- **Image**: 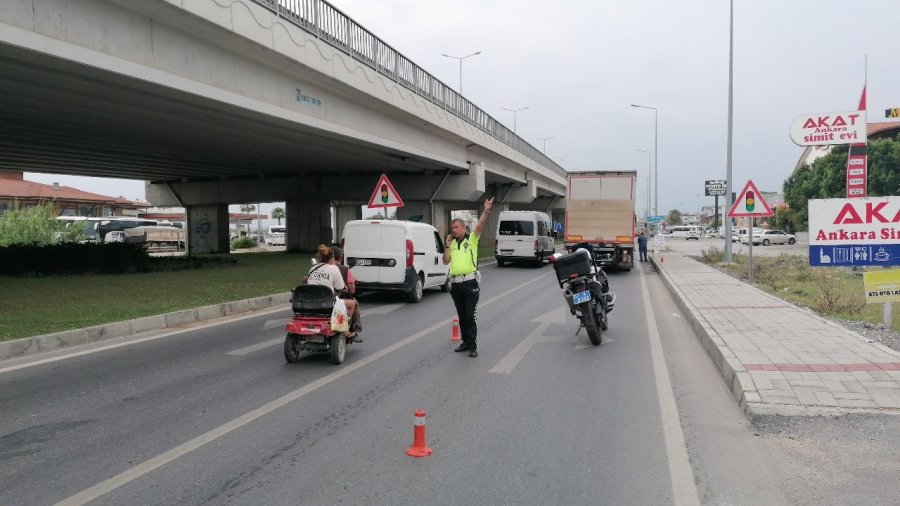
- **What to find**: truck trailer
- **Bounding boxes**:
[564,170,636,271]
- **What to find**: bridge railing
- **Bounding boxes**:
[250,0,566,178]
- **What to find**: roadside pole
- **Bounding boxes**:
[748,218,753,283]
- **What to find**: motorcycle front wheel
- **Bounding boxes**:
[580,302,601,346]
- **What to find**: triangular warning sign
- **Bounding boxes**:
[728,179,773,218]
[367,173,405,208]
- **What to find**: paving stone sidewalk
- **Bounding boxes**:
[651,251,900,418]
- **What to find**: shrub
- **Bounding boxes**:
[231,237,258,249]
[700,247,724,264]
[0,204,82,246]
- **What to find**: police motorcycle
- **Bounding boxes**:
[549,248,616,345]
[283,283,356,365]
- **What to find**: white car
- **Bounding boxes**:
[685,230,701,240]
[743,229,796,246]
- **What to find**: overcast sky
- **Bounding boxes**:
[26,0,900,216]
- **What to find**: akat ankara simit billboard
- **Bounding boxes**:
[808,197,900,267]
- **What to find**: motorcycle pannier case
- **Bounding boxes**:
[552,249,592,285]
[292,285,335,315]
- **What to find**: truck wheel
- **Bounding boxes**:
[497,259,505,268]
[407,275,424,303]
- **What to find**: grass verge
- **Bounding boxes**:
[698,247,898,331]
[0,252,312,342]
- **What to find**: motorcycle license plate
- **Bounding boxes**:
[572,291,591,304]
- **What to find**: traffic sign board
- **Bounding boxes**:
[647,215,665,223]
[728,180,773,218]
[367,173,405,208]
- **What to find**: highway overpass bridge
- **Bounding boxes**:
[0,0,567,252]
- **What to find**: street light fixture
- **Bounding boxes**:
[441,51,481,94]
[634,149,652,220]
[631,104,658,216]
[538,136,555,154]
[501,105,529,134]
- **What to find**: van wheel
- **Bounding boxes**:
[497,259,505,267]
[441,277,450,292]
[408,275,424,303]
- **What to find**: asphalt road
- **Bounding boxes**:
[2,261,898,505]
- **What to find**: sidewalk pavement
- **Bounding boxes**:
[651,251,900,418]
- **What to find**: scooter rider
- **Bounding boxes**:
[443,197,494,358]
[307,245,358,339]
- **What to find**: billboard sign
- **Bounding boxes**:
[789,110,867,146]
[705,180,727,196]
[808,197,900,267]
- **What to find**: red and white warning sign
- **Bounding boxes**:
[728,180,774,218]
[367,173,405,208]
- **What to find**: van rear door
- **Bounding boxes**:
[344,221,385,284]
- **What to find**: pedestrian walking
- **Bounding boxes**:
[637,231,649,262]
[443,197,494,357]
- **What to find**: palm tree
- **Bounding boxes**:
[666,209,683,226]
[271,207,285,225]
[239,203,256,215]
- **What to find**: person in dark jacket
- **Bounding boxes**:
[637,231,649,262]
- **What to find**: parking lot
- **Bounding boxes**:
[657,232,809,258]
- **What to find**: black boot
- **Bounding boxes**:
[454,343,470,352]
[468,348,478,358]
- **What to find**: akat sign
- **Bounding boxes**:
[808,197,900,267]
[789,110,867,146]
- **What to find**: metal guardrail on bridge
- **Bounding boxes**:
[251,0,566,179]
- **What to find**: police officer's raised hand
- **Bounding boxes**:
[446,234,454,248]
[484,197,494,211]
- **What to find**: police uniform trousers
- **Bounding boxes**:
[450,279,480,349]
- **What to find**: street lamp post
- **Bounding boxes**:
[634,149,652,220]
[441,51,481,94]
[538,136,555,154]
[724,0,735,263]
[631,104,658,216]
[501,106,529,134]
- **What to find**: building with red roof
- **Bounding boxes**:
[0,171,148,217]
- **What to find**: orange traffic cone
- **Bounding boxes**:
[449,318,461,341]
[405,409,433,457]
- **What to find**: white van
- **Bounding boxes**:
[266,225,286,246]
[494,211,555,267]
[341,220,449,302]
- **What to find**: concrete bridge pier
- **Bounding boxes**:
[334,204,362,244]
[186,204,229,254]
[286,199,331,252]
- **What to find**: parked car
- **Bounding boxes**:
[685,230,701,240]
[744,229,796,246]
[495,210,555,267]
[341,219,449,302]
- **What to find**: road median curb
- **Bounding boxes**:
[0,292,292,362]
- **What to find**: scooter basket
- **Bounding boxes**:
[553,249,593,284]
[291,284,335,316]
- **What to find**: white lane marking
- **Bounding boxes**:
[490,305,568,374]
[361,303,405,316]
[640,265,701,505]
[489,321,551,374]
[226,337,284,356]
[56,271,555,506]
[261,319,285,331]
[0,305,291,376]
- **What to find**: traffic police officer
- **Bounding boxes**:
[443,197,494,357]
